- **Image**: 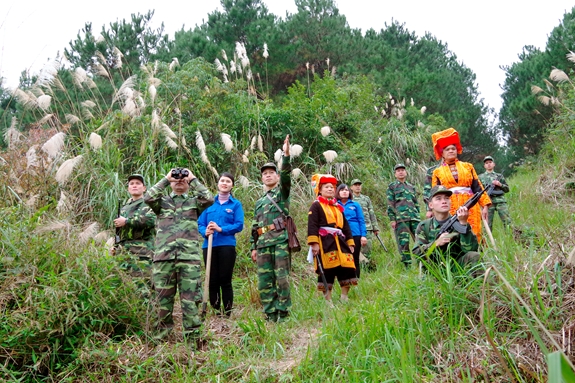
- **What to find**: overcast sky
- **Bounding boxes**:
[1,0,574,114]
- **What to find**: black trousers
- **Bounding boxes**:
[352,236,363,278]
[203,245,237,316]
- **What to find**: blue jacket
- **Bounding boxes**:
[198,194,244,248]
[338,199,367,237]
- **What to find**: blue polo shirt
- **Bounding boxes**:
[338,199,367,237]
[198,194,244,248]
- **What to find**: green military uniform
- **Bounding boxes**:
[251,156,291,321]
[351,183,380,260]
[117,197,156,300]
[412,216,480,270]
[478,170,511,230]
[145,177,213,337]
[387,178,420,266]
[412,185,480,271]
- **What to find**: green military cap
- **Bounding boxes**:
[483,156,494,162]
[260,162,277,173]
[350,178,362,185]
[394,163,406,171]
[429,185,453,199]
[128,174,145,184]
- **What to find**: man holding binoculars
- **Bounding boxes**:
[145,168,214,341]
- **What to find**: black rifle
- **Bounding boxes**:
[435,182,495,240]
[486,174,504,197]
[315,252,329,297]
[114,199,122,246]
[375,233,388,252]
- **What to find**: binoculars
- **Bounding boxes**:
[171,168,189,180]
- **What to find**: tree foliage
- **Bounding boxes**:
[499,6,575,163]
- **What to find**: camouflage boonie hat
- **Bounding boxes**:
[483,156,494,162]
[260,162,277,173]
[128,174,145,184]
[350,178,362,185]
[394,163,406,171]
[429,185,453,199]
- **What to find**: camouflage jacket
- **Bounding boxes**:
[251,156,291,250]
[478,171,509,204]
[353,194,380,232]
[423,164,440,208]
[386,180,420,223]
[118,197,156,257]
[412,216,479,261]
[144,178,214,262]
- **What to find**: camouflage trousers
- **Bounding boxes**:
[117,251,153,301]
[487,202,512,230]
[256,242,291,315]
[152,260,203,332]
[394,220,419,265]
[362,231,374,258]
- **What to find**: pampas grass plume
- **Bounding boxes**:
[36,219,71,233]
[89,132,102,150]
[37,95,51,110]
[292,168,302,178]
[221,133,233,152]
[257,135,263,152]
[320,126,331,137]
[568,51,575,63]
[56,191,70,214]
[531,85,543,95]
[165,136,178,150]
[538,96,550,106]
[242,154,249,163]
[195,131,206,151]
[263,43,269,59]
[237,175,249,188]
[65,114,81,124]
[170,58,179,71]
[149,84,157,103]
[162,124,177,139]
[81,100,96,108]
[274,149,283,162]
[55,155,83,184]
[420,106,427,115]
[290,144,303,157]
[79,222,99,244]
[42,132,66,158]
[323,150,337,163]
[550,68,570,83]
[26,145,39,168]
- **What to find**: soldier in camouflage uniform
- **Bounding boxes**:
[251,135,292,322]
[145,168,213,340]
[114,174,156,301]
[350,179,380,265]
[423,163,440,218]
[413,185,480,271]
[387,164,420,267]
[479,156,511,231]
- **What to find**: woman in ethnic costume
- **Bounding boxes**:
[431,128,491,242]
[308,174,357,302]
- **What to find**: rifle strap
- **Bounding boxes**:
[266,193,288,217]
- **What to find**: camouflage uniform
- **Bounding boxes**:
[145,177,213,336]
[478,171,511,230]
[423,164,440,209]
[387,180,420,266]
[116,198,156,300]
[412,216,480,270]
[251,156,291,320]
[353,193,380,258]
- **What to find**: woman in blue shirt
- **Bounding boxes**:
[337,184,367,278]
[198,172,244,317]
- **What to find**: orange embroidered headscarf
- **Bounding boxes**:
[431,128,463,160]
[311,173,343,227]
